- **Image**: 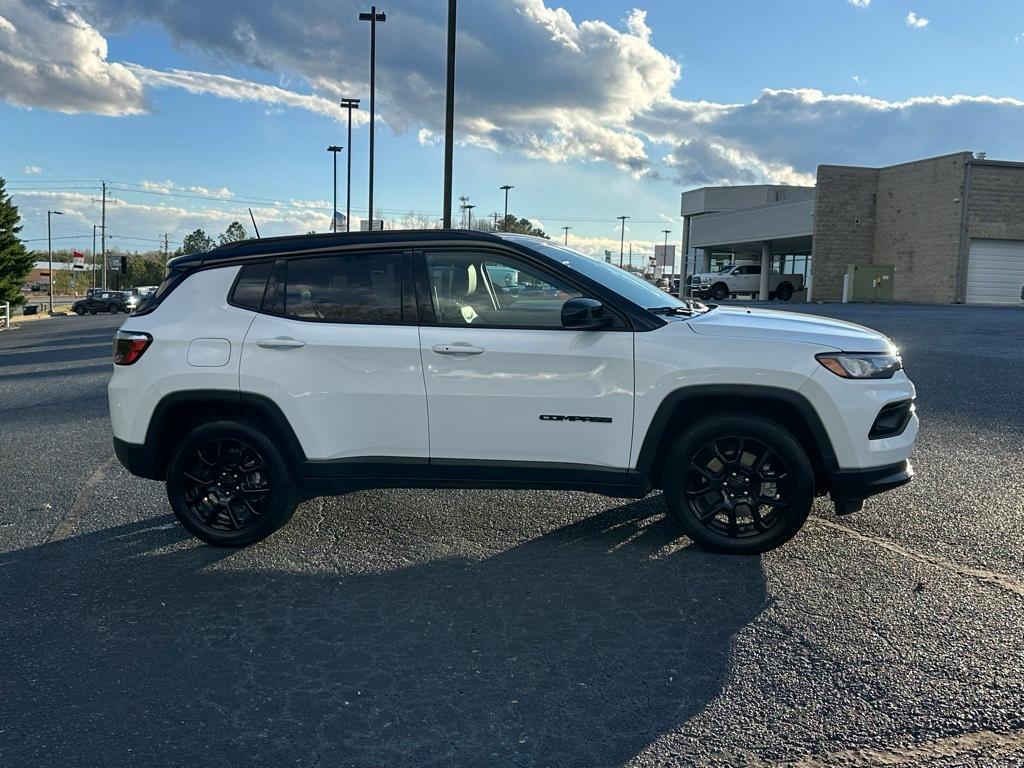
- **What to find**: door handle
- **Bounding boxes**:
[257,337,306,349]
[432,343,485,355]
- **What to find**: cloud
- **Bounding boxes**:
[906,11,929,28]
[847,0,871,7]
[127,65,370,126]
[637,89,1024,187]
[0,0,145,115]
[21,165,42,175]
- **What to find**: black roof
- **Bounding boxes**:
[168,229,524,270]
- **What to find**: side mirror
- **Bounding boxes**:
[561,297,613,330]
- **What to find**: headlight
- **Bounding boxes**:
[816,352,902,379]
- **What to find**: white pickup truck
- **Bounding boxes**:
[690,265,804,302]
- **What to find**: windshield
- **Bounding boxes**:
[502,235,688,311]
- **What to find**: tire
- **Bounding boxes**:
[663,413,814,554]
[74,307,85,316]
[166,420,299,547]
[776,282,794,302]
[108,304,119,314]
[89,310,97,315]
[710,283,729,301]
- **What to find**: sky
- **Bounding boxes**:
[1,0,1023,264]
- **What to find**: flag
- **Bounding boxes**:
[72,251,85,269]
[331,211,347,230]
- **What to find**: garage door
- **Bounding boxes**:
[967,240,1024,305]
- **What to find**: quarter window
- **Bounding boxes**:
[230,262,273,310]
[424,251,582,328]
[282,253,403,323]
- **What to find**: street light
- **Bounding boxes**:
[327,145,343,232]
[500,184,513,232]
[47,210,64,313]
[359,6,386,226]
[562,226,571,245]
[442,0,458,228]
[92,224,104,291]
[464,203,476,229]
[339,98,360,232]
[617,215,629,268]
[662,228,672,277]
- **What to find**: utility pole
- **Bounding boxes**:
[464,203,475,229]
[500,184,513,231]
[327,145,343,231]
[47,210,64,313]
[92,224,98,290]
[492,212,499,229]
[562,226,571,245]
[164,233,170,262]
[359,6,386,226]
[101,182,107,290]
[340,98,360,231]
[617,215,629,268]
[442,0,458,228]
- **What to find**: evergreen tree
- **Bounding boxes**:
[0,177,34,307]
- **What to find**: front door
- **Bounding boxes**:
[240,250,428,461]
[417,248,634,470]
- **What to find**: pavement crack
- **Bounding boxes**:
[46,455,117,543]
[811,517,1024,599]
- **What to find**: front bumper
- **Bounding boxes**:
[829,459,913,514]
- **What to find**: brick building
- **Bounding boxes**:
[680,152,1024,305]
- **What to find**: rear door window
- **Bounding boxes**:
[281,252,404,324]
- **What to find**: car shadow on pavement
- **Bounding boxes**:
[0,500,767,767]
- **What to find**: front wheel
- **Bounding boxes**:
[663,414,814,554]
[166,420,299,547]
[710,283,729,301]
[74,307,85,316]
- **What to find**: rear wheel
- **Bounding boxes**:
[108,304,119,314]
[663,414,814,554]
[776,282,794,301]
[166,420,299,546]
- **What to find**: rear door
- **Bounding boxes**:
[239,250,428,461]
[416,248,635,470]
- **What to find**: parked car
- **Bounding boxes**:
[73,291,128,315]
[690,265,804,301]
[109,230,916,554]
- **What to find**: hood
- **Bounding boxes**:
[685,306,895,352]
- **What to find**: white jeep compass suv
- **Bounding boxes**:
[109,231,917,554]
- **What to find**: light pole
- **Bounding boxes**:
[662,228,671,277]
[442,0,458,228]
[327,145,343,232]
[47,210,64,313]
[359,6,386,228]
[92,224,104,290]
[339,98,360,231]
[500,184,513,231]
[464,203,475,229]
[617,215,629,268]
[562,226,571,245]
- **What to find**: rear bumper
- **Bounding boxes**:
[113,436,164,481]
[830,459,913,503]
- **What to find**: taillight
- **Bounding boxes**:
[113,330,153,365]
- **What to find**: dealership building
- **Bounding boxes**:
[679,152,1024,305]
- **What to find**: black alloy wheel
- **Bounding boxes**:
[665,414,814,554]
[684,435,790,539]
[180,437,273,533]
[710,283,729,301]
[167,420,298,546]
[776,283,794,301]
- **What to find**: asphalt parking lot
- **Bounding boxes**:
[1,303,1023,767]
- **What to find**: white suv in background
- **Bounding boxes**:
[109,230,917,554]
